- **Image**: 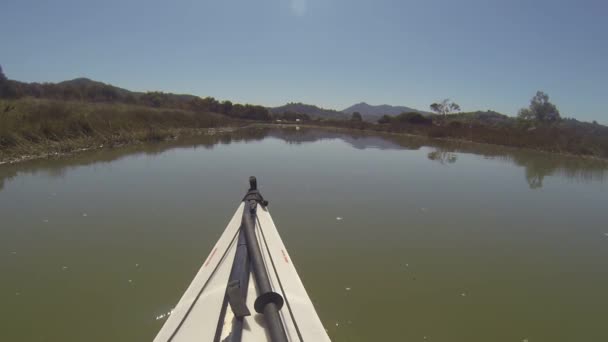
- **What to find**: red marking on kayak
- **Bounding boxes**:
[281,250,289,264]
[204,248,218,267]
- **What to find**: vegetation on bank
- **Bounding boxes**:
[0,65,270,162]
[1,65,607,162]
[0,98,239,162]
[310,113,608,159]
[306,93,608,159]
[0,66,270,121]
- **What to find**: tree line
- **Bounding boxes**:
[0,65,271,121]
[374,92,563,125]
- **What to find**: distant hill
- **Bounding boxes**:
[2,76,271,120]
[270,102,348,120]
[58,77,123,89]
[342,102,430,121]
[57,78,200,102]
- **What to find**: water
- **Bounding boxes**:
[1,127,607,342]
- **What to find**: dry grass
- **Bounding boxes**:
[0,98,234,161]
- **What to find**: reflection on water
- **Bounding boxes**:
[427,149,458,164]
[1,127,606,192]
[420,139,607,189]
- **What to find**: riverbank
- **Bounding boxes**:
[302,117,608,160]
[2,120,608,166]
[2,98,608,165]
[0,98,240,164]
[0,126,243,165]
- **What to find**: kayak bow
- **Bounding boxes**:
[154,177,330,342]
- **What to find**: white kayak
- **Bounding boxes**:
[154,177,331,342]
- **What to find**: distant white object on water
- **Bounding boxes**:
[128,279,133,283]
[62,266,68,271]
[461,292,467,297]
[335,322,339,327]
[135,263,140,267]
[345,287,351,291]
[82,213,88,217]
[336,217,343,221]
[10,251,17,255]
[155,309,174,321]
[43,219,49,223]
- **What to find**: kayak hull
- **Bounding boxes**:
[154,203,330,341]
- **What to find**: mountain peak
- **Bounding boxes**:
[270,102,348,120]
[342,102,429,121]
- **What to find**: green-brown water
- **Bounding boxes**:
[1,127,607,342]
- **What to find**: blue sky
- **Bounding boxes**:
[1,0,607,122]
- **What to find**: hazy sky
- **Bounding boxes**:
[2,0,607,122]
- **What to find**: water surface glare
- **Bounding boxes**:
[1,127,607,341]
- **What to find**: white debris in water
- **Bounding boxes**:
[335,322,339,327]
[345,287,351,291]
[128,279,133,284]
[42,219,49,223]
[423,337,427,340]
[336,217,343,221]
[10,251,17,255]
[82,213,87,217]
[135,263,140,267]
[155,309,174,321]
[405,263,409,267]
[522,339,529,342]
[461,292,467,297]
[62,266,68,271]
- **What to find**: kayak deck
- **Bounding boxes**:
[154,202,330,341]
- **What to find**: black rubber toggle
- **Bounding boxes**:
[254,291,284,314]
[243,176,269,207]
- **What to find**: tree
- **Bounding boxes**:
[378,115,392,124]
[430,99,460,116]
[518,91,561,122]
[0,65,6,83]
[0,65,15,98]
[220,100,233,115]
[396,112,432,125]
[351,112,362,122]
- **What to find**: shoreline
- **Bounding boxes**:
[1,123,607,166]
[0,126,240,166]
[271,123,608,163]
